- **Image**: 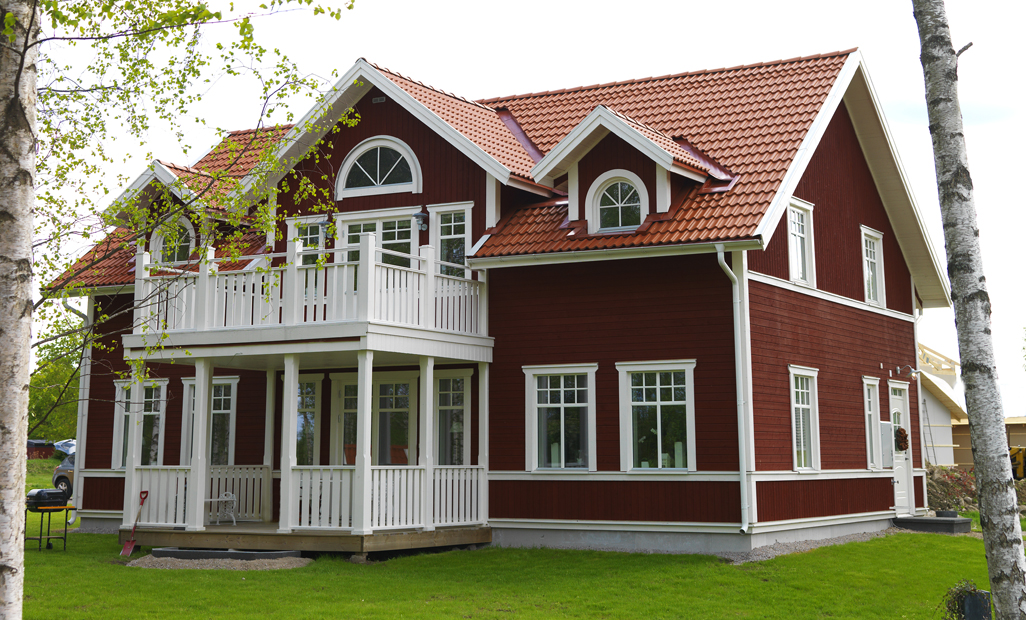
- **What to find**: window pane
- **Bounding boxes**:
[563,406,586,468]
[539,407,561,468]
[438,408,464,466]
[661,405,687,468]
[633,405,658,469]
[388,411,409,465]
[599,206,619,229]
[382,153,412,185]
[297,411,316,466]
[342,412,357,465]
[622,204,641,227]
[210,412,230,466]
[140,414,160,466]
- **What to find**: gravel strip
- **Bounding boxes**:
[127,555,313,570]
[717,526,978,564]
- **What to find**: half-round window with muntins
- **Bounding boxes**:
[344,146,413,189]
[599,181,642,230]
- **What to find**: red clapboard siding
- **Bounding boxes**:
[491,480,740,523]
[274,86,488,251]
[749,281,920,471]
[914,475,925,508]
[81,477,125,510]
[577,133,658,216]
[748,101,913,315]
[756,478,893,521]
[488,254,738,474]
[85,295,135,469]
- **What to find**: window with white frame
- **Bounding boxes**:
[585,169,650,234]
[788,198,815,286]
[429,204,471,278]
[330,371,418,467]
[335,136,422,200]
[523,364,598,471]
[788,365,820,471]
[296,222,324,266]
[616,360,697,472]
[863,376,881,469]
[112,378,169,468]
[180,377,240,465]
[296,378,322,466]
[339,211,416,270]
[153,218,194,264]
[437,370,472,466]
[861,226,885,306]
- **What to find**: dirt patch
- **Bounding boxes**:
[126,554,313,570]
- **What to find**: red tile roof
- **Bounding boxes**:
[473,51,853,257]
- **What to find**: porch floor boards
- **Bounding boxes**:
[118,522,491,553]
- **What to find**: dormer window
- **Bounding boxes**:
[153,218,195,264]
[599,182,642,230]
[335,136,423,200]
[584,169,650,234]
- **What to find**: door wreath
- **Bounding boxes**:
[895,426,910,452]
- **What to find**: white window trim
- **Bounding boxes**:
[112,377,170,469]
[427,201,473,273]
[327,370,419,466]
[615,360,697,473]
[788,197,816,288]
[861,225,886,307]
[179,376,241,466]
[788,365,821,472]
[584,169,650,234]
[335,136,423,200]
[888,379,911,442]
[863,376,881,470]
[150,216,196,265]
[333,207,423,259]
[436,368,474,467]
[522,363,598,472]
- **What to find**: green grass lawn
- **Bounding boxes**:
[24,532,989,619]
[959,510,1026,534]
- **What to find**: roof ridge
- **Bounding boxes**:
[477,48,857,104]
[368,61,498,112]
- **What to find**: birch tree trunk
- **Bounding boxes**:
[912,1,1026,617]
[0,0,37,615]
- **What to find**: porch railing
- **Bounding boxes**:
[136,466,190,527]
[134,233,487,338]
[291,466,355,529]
[433,466,484,526]
[208,465,271,522]
[370,466,424,530]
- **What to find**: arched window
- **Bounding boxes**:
[153,218,195,263]
[335,137,422,200]
[584,169,650,234]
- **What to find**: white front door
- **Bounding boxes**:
[890,387,913,515]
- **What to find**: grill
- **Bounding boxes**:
[26,489,69,511]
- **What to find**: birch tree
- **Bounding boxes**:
[911,1,1026,616]
[0,0,352,613]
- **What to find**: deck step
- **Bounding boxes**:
[892,516,971,534]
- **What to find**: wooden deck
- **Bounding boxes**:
[118,522,491,553]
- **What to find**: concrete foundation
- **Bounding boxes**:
[78,516,122,534]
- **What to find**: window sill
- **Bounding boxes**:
[593,225,640,235]
[528,468,592,474]
[794,468,820,474]
[337,184,415,200]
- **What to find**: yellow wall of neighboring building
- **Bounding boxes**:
[952,418,1026,469]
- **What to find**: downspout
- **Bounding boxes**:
[716,244,750,534]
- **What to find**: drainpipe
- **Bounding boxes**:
[716,244,750,534]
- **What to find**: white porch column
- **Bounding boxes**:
[262,369,276,522]
[131,242,150,334]
[121,365,146,527]
[351,350,374,535]
[478,362,490,524]
[283,224,300,326]
[185,359,213,531]
[420,356,435,531]
[278,355,300,532]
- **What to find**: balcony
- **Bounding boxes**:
[131,232,488,343]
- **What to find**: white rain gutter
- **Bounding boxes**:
[716,244,750,534]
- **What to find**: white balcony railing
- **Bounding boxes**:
[433,466,484,526]
[134,233,487,338]
[291,466,355,529]
[135,466,190,527]
[370,466,425,530]
[208,465,271,522]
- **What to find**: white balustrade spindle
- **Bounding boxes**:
[291,467,355,529]
[207,465,271,522]
[135,466,190,526]
[370,466,424,530]
[433,466,482,526]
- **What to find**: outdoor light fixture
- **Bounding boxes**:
[896,365,923,378]
[413,212,429,231]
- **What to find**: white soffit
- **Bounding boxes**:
[236,59,512,200]
[530,106,706,186]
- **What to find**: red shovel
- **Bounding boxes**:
[120,491,149,556]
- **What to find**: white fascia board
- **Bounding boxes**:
[753,52,862,246]
[235,59,512,202]
[467,239,760,269]
[530,106,679,185]
[843,57,951,308]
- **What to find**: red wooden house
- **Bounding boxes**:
[67,48,948,554]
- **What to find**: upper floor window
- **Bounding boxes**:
[335,136,423,200]
[861,226,886,306]
[428,203,472,277]
[153,218,194,264]
[788,198,815,287]
[296,222,324,266]
[584,169,650,234]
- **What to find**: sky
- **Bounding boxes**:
[96,0,1026,416]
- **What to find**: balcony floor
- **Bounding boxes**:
[118,522,491,553]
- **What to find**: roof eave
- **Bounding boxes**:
[468,238,762,269]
